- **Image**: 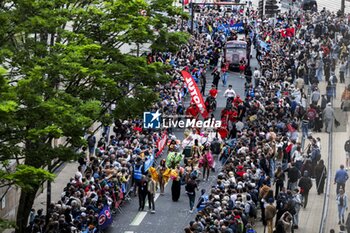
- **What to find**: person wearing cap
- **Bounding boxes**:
[264,198,276,233]
[322,102,335,133]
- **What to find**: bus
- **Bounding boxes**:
[224,40,247,69]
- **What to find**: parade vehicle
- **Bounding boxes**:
[301,0,317,11]
[224,40,247,69]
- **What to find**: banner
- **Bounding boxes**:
[181,70,209,118]
[98,206,113,230]
[230,22,244,33]
[156,133,168,157]
[280,27,295,38]
[144,152,155,172]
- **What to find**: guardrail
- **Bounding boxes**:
[319,102,334,233]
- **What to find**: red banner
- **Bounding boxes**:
[280,27,295,38]
[181,70,209,118]
[156,133,168,157]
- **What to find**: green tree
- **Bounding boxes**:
[0,0,188,232]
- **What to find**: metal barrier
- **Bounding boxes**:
[319,102,334,233]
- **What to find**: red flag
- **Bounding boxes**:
[156,133,168,157]
[286,27,295,37]
[184,0,189,5]
[181,70,209,118]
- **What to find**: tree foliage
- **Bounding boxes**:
[0,0,188,232]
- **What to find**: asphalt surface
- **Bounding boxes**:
[106,53,258,233]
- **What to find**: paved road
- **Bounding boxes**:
[107,52,258,233]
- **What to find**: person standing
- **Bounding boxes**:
[336,188,348,225]
[223,85,236,107]
[323,103,335,133]
[211,69,220,89]
[133,157,144,196]
[286,163,300,191]
[274,166,285,199]
[199,148,214,181]
[200,71,207,96]
[298,170,313,208]
[339,61,346,83]
[321,94,328,111]
[264,198,277,233]
[315,159,327,195]
[157,159,167,195]
[253,67,261,87]
[345,138,350,170]
[334,165,349,194]
[221,59,229,87]
[292,189,303,229]
[185,177,198,213]
[330,72,338,99]
[138,175,148,211]
[292,145,303,170]
[87,134,96,157]
[310,87,321,106]
[171,166,182,202]
[147,173,156,213]
[196,189,208,212]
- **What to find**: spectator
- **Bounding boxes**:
[298,170,312,208]
[334,165,349,195]
[264,198,276,233]
[336,188,348,225]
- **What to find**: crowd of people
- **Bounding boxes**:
[26,53,189,232]
[25,2,350,233]
[182,5,350,233]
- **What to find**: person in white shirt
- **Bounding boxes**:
[292,145,303,171]
[224,85,236,108]
[224,85,236,98]
[253,67,261,87]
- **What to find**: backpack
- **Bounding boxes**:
[311,148,321,161]
[277,194,288,210]
[249,189,259,204]
[332,75,338,83]
[248,201,257,218]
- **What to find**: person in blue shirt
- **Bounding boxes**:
[334,164,349,194]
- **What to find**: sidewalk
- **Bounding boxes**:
[254,133,328,233]
[32,162,79,211]
[325,78,350,232]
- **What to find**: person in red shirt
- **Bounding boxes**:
[209,85,218,98]
[133,124,142,132]
[229,108,238,123]
[236,165,246,177]
[186,103,200,119]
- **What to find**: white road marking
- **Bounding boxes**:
[130,193,161,225]
[124,231,134,233]
[130,211,148,226]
